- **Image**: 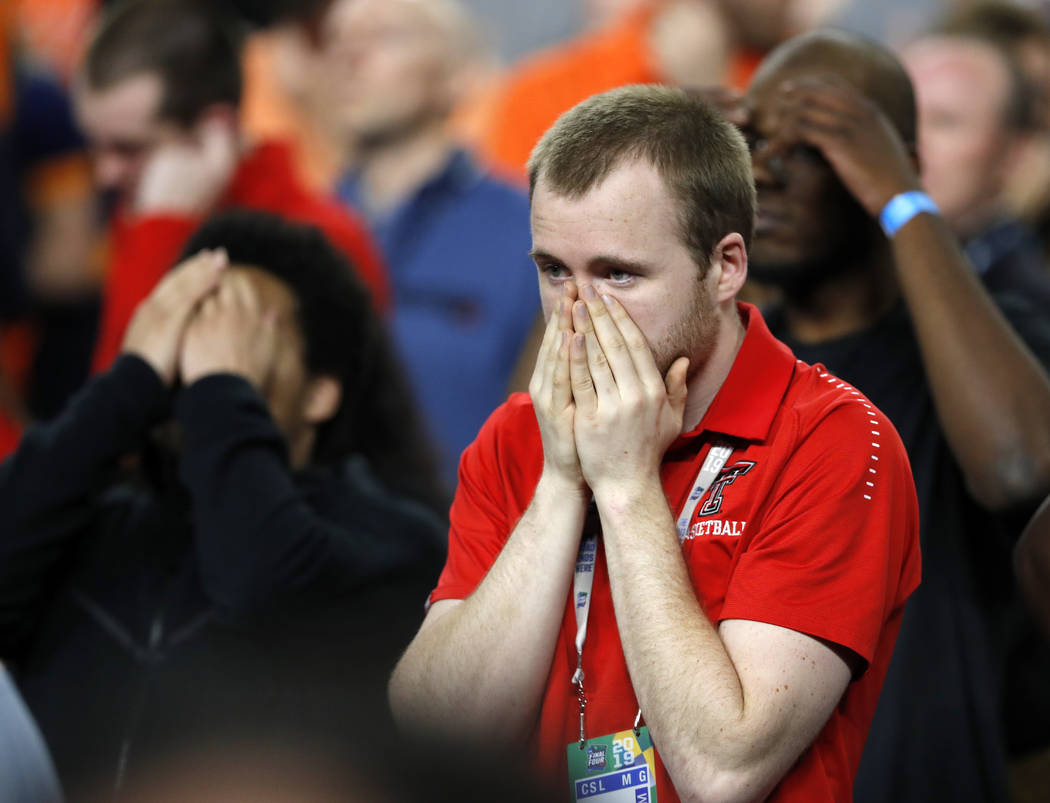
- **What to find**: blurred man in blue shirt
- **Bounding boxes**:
[325,0,538,490]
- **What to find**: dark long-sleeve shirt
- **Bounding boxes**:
[0,355,445,796]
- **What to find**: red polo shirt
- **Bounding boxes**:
[432,303,920,802]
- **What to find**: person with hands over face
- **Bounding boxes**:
[75,0,389,375]
[702,30,1050,803]
[390,85,920,803]
[0,210,445,798]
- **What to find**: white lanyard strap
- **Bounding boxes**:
[571,534,598,745]
[571,440,734,744]
[572,535,598,678]
[676,442,734,541]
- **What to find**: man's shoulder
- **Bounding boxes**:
[779,357,907,461]
[475,393,540,448]
[458,393,542,482]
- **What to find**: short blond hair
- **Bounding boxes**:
[528,84,755,272]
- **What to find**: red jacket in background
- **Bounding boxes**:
[91,139,390,373]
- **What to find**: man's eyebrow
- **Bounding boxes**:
[528,249,652,273]
[528,248,557,262]
[590,254,652,273]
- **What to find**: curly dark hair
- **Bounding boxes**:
[180,209,449,515]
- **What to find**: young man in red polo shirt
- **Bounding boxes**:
[390,85,921,802]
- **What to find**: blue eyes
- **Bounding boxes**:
[543,264,569,279]
[538,265,634,285]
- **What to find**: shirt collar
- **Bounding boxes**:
[684,302,796,443]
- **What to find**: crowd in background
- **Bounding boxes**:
[1,0,1050,801]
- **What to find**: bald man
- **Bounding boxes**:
[714,29,1050,803]
[323,0,539,489]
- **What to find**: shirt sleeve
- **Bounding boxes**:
[175,373,442,616]
[0,355,168,657]
[719,398,921,667]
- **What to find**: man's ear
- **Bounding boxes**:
[710,232,748,303]
[303,375,342,424]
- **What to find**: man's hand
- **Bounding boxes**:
[769,76,921,217]
[122,248,227,386]
[180,272,279,389]
[529,282,587,492]
[569,286,689,497]
[133,117,238,216]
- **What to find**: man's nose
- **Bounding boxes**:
[577,281,617,301]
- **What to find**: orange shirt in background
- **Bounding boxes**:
[468,4,764,183]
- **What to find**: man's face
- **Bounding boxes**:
[74,72,188,199]
[322,0,456,145]
[744,62,873,287]
[530,160,718,375]
[903,39,1016,237]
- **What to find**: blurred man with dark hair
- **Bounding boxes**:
[0,210,445,798]
[73,0,390,373]
[707,27,1050,803]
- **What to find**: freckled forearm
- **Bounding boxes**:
[594,483,751,775]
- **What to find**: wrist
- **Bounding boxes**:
[120,345,174,387]
[590,472,664,513]
[879,191,939,237]
[536,466,590,504]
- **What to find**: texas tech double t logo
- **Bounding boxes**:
[698,461,756,517]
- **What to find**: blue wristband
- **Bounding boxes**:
[879,191,939,237]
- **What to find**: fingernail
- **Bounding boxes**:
[574,301,588,319]
[581,285,597,301]
[601,293,614,307]
[574,333,585,348]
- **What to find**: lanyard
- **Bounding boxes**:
[571,440,734,746]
